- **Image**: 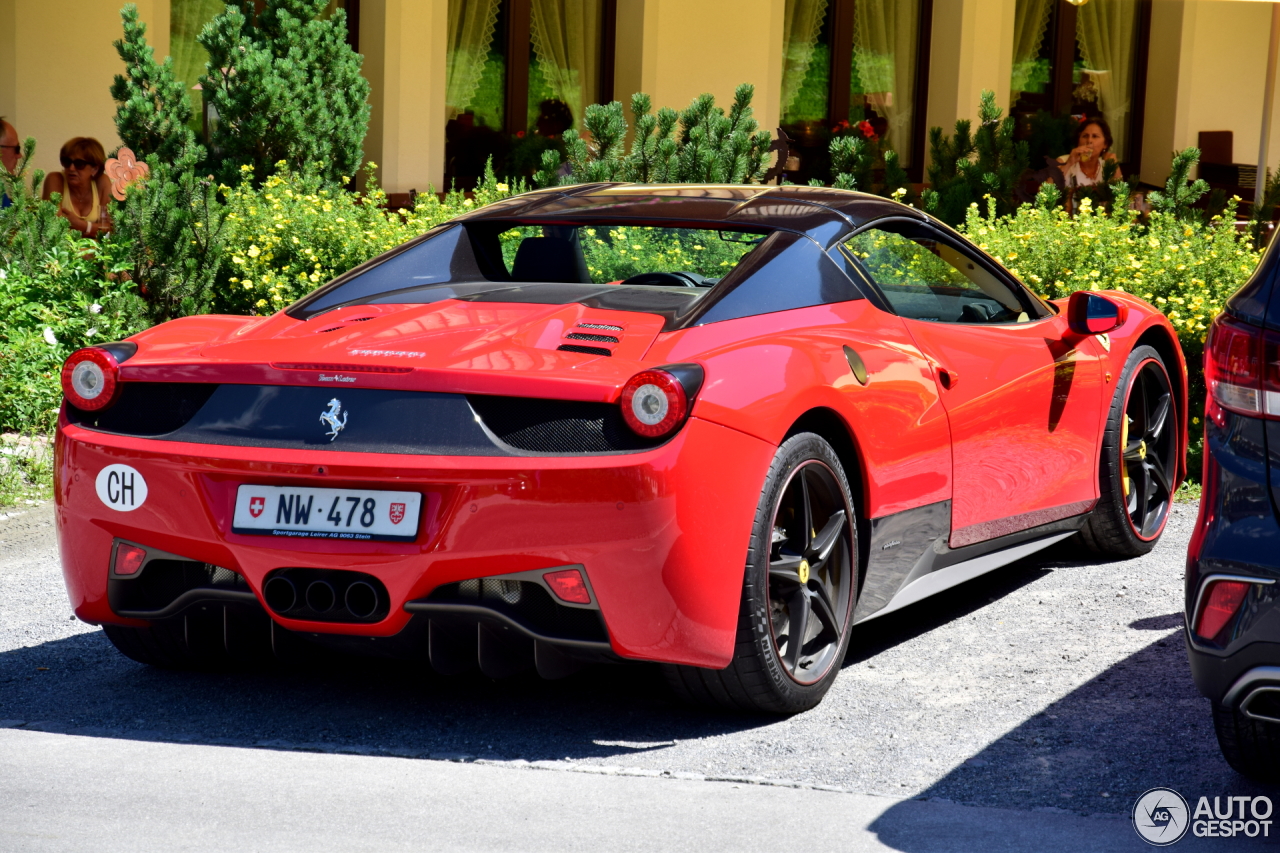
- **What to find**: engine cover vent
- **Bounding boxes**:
[557,344,611,357]
[564,332,619,344]
[576,322,623,332]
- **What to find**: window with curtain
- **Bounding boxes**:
[779,0,927,185]
[1009,0,1147,167]
[446,0,610,191]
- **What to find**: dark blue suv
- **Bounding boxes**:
[1190,239,1280,782]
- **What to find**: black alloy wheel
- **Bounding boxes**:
[663,432,858,714]
[767,460,855,684]
[1121,357,1177,539]
[1079,344,1178,557]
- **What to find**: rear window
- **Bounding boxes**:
[288,222,768,320]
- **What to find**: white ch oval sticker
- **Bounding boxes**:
[95,464,148,512]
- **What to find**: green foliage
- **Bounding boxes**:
[111,4,198,165]
[0,138,73,280]
[1249,166,1280,250]
[107,146,229,324]
[0,433,53,510]
[536,84,772,187]
[218,161,523,313]
[923,90,1029,226]
[198,0,371,186]
[961,193,1262,426]
[1024,110,1078,168]
[0,137,144,432]
[1147,148,1210,222]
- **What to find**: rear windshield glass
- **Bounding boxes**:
[288,222,768,320]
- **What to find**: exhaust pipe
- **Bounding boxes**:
[263,576,297,613]
[344,581,380,619]
[305,580,337,613]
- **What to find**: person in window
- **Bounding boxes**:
[1057,118,1121,192]
[0,118,20,208]
[41,137,112,238]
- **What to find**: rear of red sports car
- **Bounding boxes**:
[56,184,864,682]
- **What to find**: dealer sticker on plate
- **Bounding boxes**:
[233,485,422,542]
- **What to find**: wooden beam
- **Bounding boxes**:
[828,0,855,128]
[505,0,531,135]
[600,0,617,104]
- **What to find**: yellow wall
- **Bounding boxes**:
[360,0,448,193]
[612,0,787,136]
[1141,0,1280,187]
[1,0,169,179]
[926,0,1016,147]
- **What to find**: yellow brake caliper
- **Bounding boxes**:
[1122,414,1131,498]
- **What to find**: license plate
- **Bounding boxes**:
[233,485,422,542]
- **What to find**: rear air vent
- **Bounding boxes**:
[316,316,376,333]
[564,332,620,344]
[576,322,623,332]
[557,344,612,357]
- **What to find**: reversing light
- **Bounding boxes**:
[113,543,147,576]
[544,569,591,604]
[60,347,122,411]
[620,370,689,438]
[1195,579,1252,641]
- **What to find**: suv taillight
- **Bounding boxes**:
[1205,313,1280,419]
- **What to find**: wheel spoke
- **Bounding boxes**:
[782,588,810,673]
[1147,393,1171,443]
[809,582,841,637]
[1135,463,1150,528]
[809,510,847,562]
[1148,456,1171,494]
[799,470,813,551]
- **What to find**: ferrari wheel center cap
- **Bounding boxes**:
[798,560,810,584]
[1138,440,1147,460]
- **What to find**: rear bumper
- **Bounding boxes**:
[1185,409,1280,703]
[55,413,775,668]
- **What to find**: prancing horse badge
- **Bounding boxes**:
[320,398,348,441]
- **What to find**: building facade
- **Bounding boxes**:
[0,0,1277,195]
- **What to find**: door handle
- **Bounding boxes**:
[936,366,958,390]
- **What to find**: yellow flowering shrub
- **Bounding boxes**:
[216,163,519,314]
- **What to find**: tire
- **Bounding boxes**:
[1212,701,1280,783]
[1079,345,1178,557]
[664,432,859,714]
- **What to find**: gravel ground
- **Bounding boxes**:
[1,501,1275,819]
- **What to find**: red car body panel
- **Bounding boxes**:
[53,184,1188,671]
[57,413,773,668]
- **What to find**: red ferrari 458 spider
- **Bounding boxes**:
[55,184,1186,713]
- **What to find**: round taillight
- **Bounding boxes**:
[61,347,121,411]
[620,369,689,438]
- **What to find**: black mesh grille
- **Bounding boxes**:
[557,344,611,356]
[426,579,607,643]
[68,383,220,436]
[108,558,248,615]
[468,395,662,452]
[576,322,623,331]
[563,332,619,343]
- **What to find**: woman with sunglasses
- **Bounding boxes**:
[41,137,112,238]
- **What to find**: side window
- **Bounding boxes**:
[842,226,1031,324]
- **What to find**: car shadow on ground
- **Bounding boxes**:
[866,628,1280,851]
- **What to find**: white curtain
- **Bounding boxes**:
[781,0,829,120]
[170,0,226,125]
[1076,0,1140,160]
[530,0,602,126]
[1010,0,1053,106]
[447,0,502,119]
[853,0,919,165]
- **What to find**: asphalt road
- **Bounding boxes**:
[1,501,1277,851]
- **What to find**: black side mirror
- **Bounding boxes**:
[1068,291,1128,336]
